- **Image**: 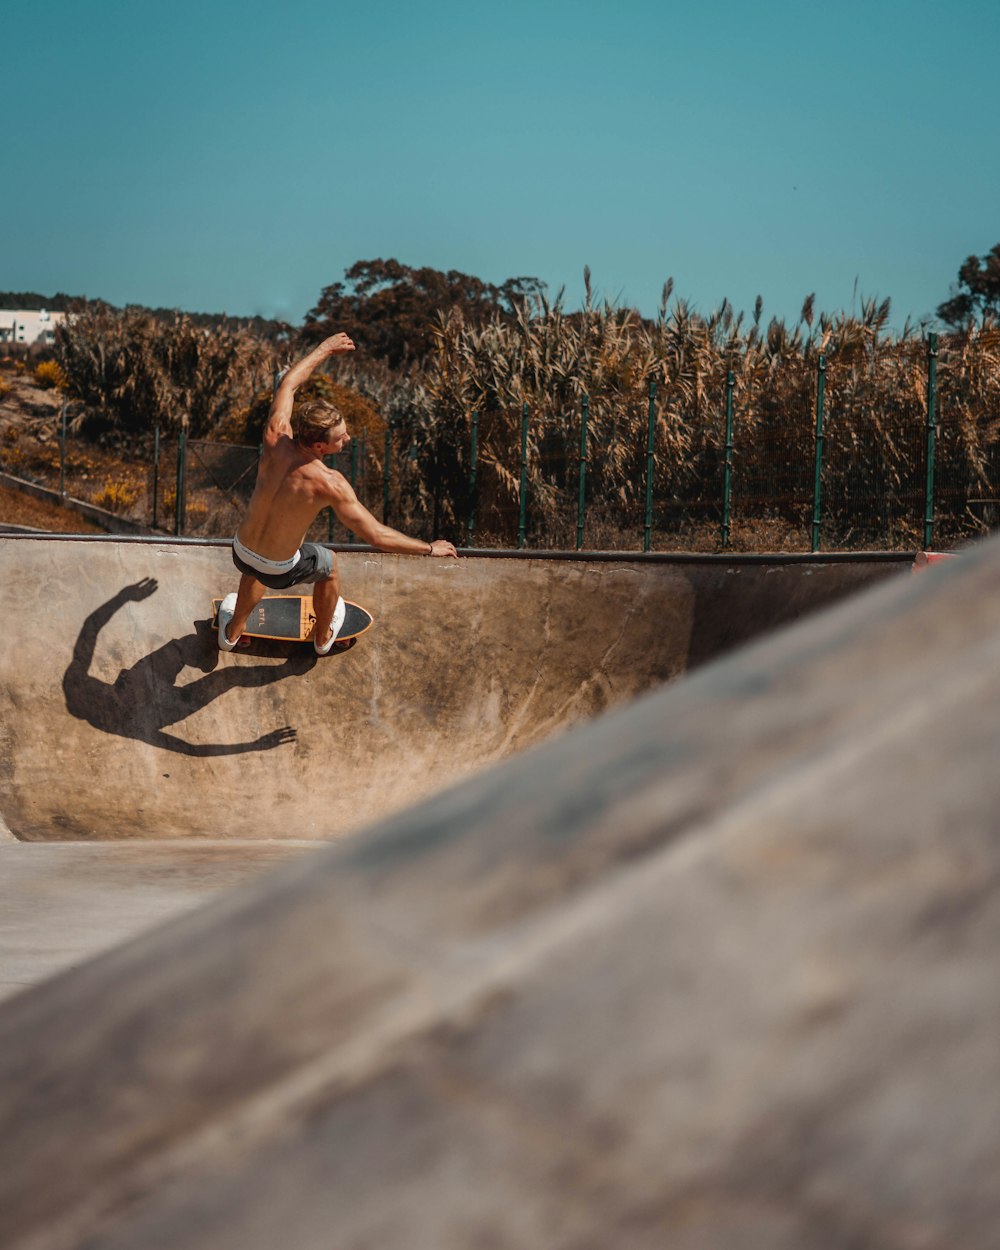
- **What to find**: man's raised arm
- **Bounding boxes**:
[266,333,355,443]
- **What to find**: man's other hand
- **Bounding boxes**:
[322,333,355,356]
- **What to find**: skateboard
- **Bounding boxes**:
[212,595,374,646]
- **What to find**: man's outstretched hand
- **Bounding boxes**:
[428,540,459,558]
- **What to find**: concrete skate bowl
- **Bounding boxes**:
[0,535,907,841]
[3,534,1000,1250]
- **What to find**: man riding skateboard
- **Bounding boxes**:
[219,332,458,654]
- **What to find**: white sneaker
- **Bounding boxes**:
[217,593,239,652]
[314,597,346,655]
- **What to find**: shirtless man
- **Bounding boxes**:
[218,332,458,654]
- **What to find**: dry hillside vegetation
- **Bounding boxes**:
[5,283,1000,549]
[0,366,141,531]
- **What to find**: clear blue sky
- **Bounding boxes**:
[5,0,998,331]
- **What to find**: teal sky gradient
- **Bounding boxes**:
[4,0,998,330]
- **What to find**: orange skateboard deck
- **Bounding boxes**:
[212,595,374,644]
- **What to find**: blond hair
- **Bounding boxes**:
[294,399,345,446]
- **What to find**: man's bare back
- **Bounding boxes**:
[237,438,344,562]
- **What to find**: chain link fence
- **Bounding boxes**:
[102,346,1000,552]
[5,334,1000,551]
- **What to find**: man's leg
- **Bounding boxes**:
[227,573,268,646]
[312,558,342,648]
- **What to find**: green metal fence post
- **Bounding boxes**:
[467,410,479,547]
[518,403,529,549]
[327,454,335,541]
[811,355,826,552]
[722,370,735,548]
[924,332,938,549]
[383,427,392,522]
[174,416,188,537]
[576,395,589,550]
[59,401,67,499]
[152,425,160,529]
[344,439,360,542]
[643,380,656,552]
[431,426,441,540]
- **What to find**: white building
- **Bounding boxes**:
[0,309,67,346]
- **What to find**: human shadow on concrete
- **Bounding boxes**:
[63,578,316,756]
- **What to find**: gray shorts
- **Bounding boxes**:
[231,541,334,590]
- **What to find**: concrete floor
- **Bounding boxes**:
[0,840,316,1002]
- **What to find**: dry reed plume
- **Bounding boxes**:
[421,278,1000,549]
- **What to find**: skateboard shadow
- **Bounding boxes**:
[63,578,317,757]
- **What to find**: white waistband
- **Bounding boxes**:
[233,534,301,575]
